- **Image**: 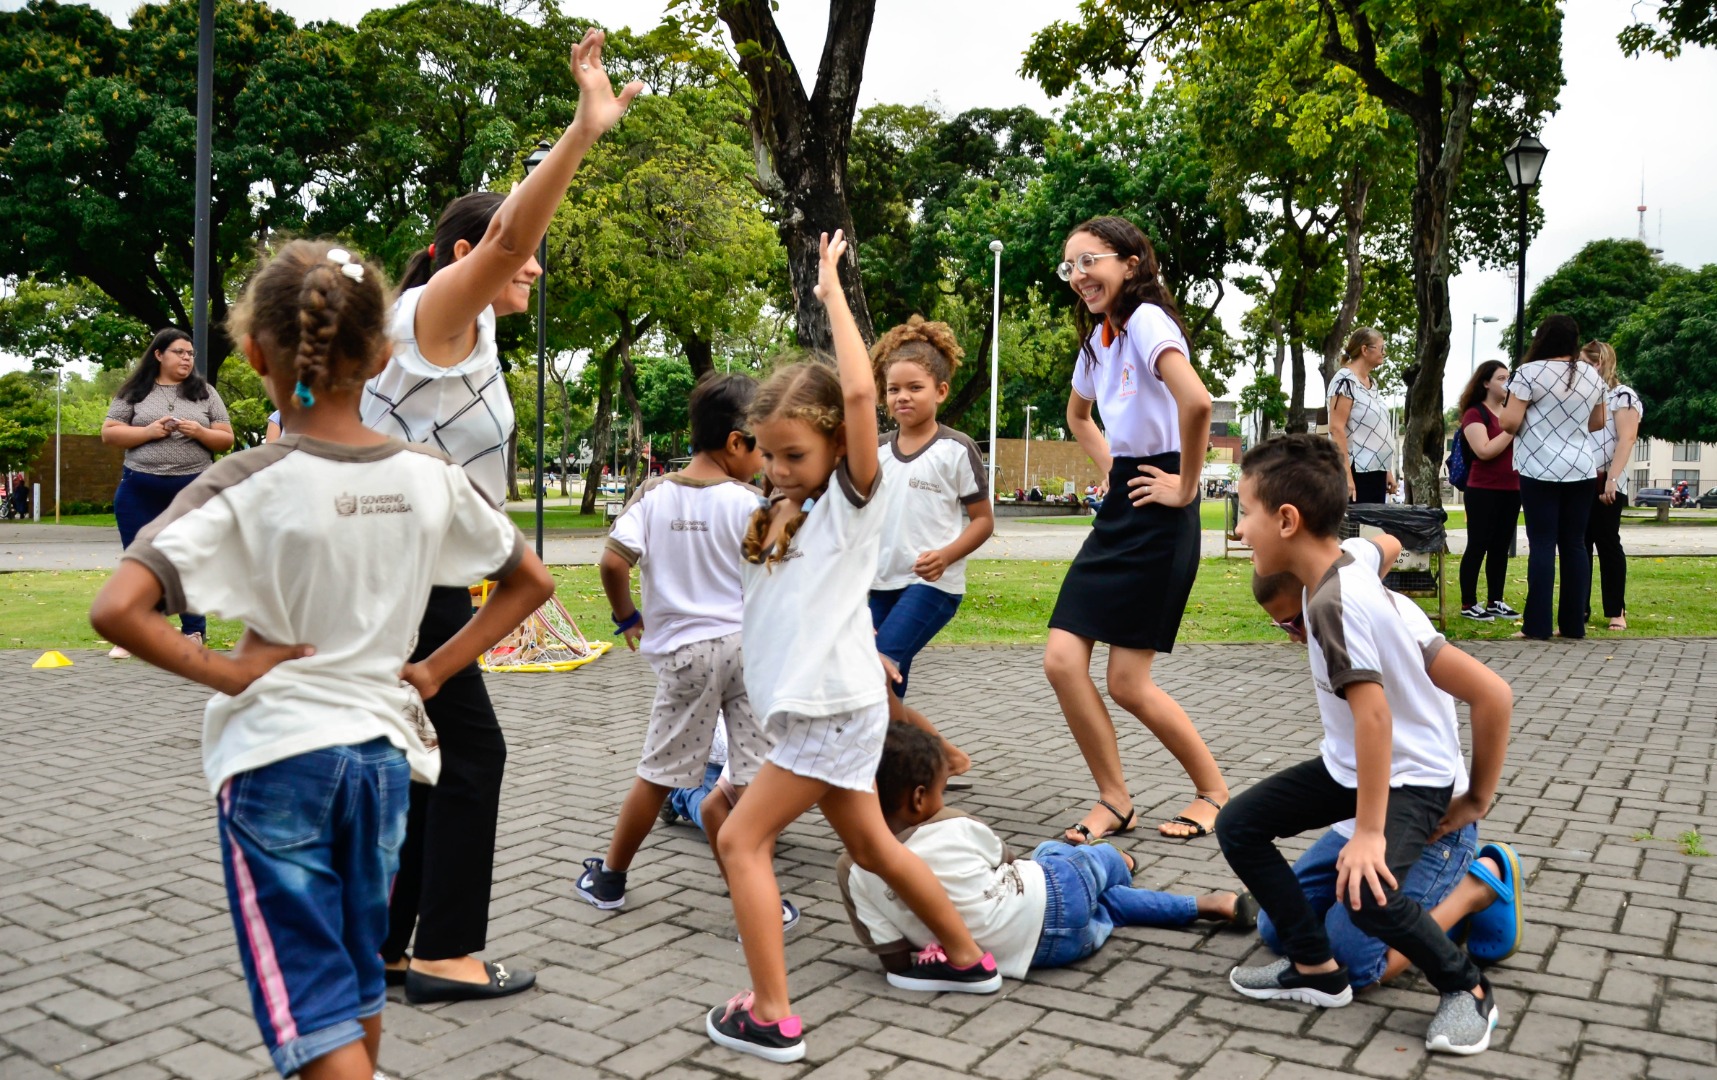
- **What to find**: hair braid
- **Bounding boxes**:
[294,263,347,403]
[738,358,847,567]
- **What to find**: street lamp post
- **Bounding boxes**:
[522,141,552,558]
[1502,134,1549,364]
[611,410,620,482]
[988,240,1003,505]
[53,362,63,525]
[1470,313,1499,375]
[1022,404,1036,495]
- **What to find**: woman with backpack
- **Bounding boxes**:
[1454,360,1520,622]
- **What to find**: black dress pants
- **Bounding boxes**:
[1459,487,1519,608]
[1519,477,1595,640]
[382,586,508,962]
[1585,481,1628,620]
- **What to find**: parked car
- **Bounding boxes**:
[1635,487,1675,508]
[1699,488,1717,509]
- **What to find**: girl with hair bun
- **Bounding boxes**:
[364,28,642,1003]
[868,315,995,781]
[1043,214,1229,844]
[90,238,554,1080]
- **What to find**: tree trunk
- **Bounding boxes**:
[617,313,646,497]
[506,424,521,503]
[719,0,878,350]
[579,351,618,516]
[676,328,715,382]
[941,319,994,431]
[1321,166,1372,389]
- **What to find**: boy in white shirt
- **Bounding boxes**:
[575,374,781,916]
[838,724,1255,980]
[1226,433,1505,1056]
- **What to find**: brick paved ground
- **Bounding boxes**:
[3,638,1714,1079]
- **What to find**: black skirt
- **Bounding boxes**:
[1048,453,1201,652]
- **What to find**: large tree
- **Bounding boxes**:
[669,0,877,349]
[1620,0,1717,56]
[1025,0,1564,504]
[0,0,361,385]
[1613,264,1717,444]
[1515,238,1683,348]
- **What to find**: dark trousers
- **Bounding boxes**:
[1586,482,1628,619]
[1518,476,1595,640]
[1351,469,1387,504]
[114,467,206,636]
[382,586,507,962]
[1215,757,1479,994]
[1458,487,1520,608]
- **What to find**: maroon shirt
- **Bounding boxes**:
[1461,406,1519,492]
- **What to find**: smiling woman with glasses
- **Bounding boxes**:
[100,327,236,655]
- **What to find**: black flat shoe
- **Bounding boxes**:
[385,963,409,988]
[404,960,535,1004]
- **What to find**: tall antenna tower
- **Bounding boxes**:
[1638,173,1648,244]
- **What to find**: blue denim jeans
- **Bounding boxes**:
[1257,823,1478,989]
[1029,841,1200,968]
[668,761,724,832]
[868,584,962,699]
[114,467,206,635]
[217,738,410,1076]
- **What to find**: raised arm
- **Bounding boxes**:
[816,230,878,497]
[1496,393,1527,435]
[1462,416,1513,461]
[414,29,642,364]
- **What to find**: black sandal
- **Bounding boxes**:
[1159,793,1225,839]
[1064,798,1136,845]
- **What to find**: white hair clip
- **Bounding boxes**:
[326,248,365,282]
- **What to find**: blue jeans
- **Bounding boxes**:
[868,584,962,699]
[1257,822,1478,989]
[668,761,723,831]
[217,738,410,1076]
[114,466,206,636]
[1029,841,1199,968]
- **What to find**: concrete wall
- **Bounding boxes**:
[991,438,1103,494]
[30,435,126,508]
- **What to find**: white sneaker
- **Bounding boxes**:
[107,645,130,659]
[186,632,204,646]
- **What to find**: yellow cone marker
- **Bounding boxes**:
[32,650,73,669]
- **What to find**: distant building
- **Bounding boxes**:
[1627,437,1714,495]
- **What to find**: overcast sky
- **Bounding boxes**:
[7,0,1715,412]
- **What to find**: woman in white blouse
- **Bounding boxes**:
[1581,341,1641,631]
[1328,328,1396,503]
[1497,315,1606,641]
[364,31,640,1004]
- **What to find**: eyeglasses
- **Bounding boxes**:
[164,347,196,358]
[1271,612,1305,637]
[1056,252,1121,281]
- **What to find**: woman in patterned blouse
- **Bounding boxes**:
[1327,328,1397,504]
[1581,341,1640,632]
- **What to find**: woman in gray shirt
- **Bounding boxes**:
[101,328,233,652]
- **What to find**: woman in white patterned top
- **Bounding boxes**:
[1498,315,1606,641]
[366,30,642,1004]
[1581,341,1641,631]
[1327,328,1396,504]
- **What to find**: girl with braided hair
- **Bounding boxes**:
[363,29,641,1003]
[89,239,554,1079]
[868,316,994,780]
[706,232,1000,1065]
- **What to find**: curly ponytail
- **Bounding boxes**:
[741,359,845,567]
[871,314,965,389]
[228,239,390,407]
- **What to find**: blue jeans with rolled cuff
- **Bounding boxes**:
[1029,840,1199,968]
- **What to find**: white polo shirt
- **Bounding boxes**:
[873,425,989,595]
[1070,303,1188,459]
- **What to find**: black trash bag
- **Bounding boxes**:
[1340,504,1448,553]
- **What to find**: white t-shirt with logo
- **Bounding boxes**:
[605,474,762,657]
[1593,384,1643,493]
[1069,303,1189,459]
[873,425,988,596]
[124,436,526,794]
[1328,538,1469,837]
[838,811,1047,980]
[363,286,516,507]
[1505,360,1607,483]
[1303,544,1466,795]
[742,463,887,726]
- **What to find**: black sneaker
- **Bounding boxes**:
[1487,600,1521,620]
[1229,957,1353,1007]
[885,944,1002,994]
[1460,604,1495,622]
[705,990,805,1063]
[573,857,626,910]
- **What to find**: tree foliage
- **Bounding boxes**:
[1619,0,1717,57]
[1518,238,1684,348]
[1613,264,1717,443]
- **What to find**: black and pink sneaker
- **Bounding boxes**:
[705,990,805,1063]
[886,944,1003,994]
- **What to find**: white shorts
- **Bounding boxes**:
[638,633,770,788]
[766,701,890,791]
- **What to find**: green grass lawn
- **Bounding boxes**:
[11,555,1713,652]
[1021,504,1470,533]
[507,508,609,531]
